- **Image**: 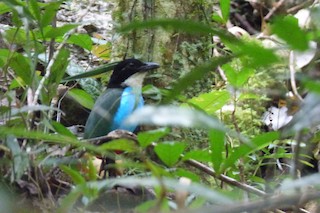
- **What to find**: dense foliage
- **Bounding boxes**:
[0,0,320,212]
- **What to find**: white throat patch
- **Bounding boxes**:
[122,72,147,88]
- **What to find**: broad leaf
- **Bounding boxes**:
[220,0,230,22]
[222,131,280,171]
[209,129,225,173]
[9,53,33,85]
[154,142,186,167]
[271,15,309,51]
[68,34,93,51]
[99,139,138,153]
[67,88,95,110]
[137,128,170,147]
[188,90,230,114]
[183,150,211,162]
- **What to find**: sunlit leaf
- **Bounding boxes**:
[0,3,11,15]
[220,0,230,22]
[92,43,112,61]
[271,15,309,51]
[68,34,93,51]
[229,41,279,68]
[188,90,231,114]
[99,139,138,152]
[222,63,254,87]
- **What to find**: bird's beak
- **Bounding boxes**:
[139,62,160,72]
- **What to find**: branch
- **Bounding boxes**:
[289,51,303,102]
[184,159,266,196]
[184,189,320,213]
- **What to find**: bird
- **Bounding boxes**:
[84,58,160,139]
[83,58,159,177]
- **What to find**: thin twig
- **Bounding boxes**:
[185,159,266,196]
[289,51,304,102]
[264,0,286,21]
[287,0,315,14]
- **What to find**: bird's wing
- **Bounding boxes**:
[84,89,123,139]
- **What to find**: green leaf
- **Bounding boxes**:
[222,63,254,87]
[29,0,41,22]
[209,129,225,173]
[60,165,86,185]
[9,53,33,85]
[126,105,226,131]
[137,128,170,147]
[40,2,61,27]
[68,34,93,51]
[182,150,211,162]
[0,3,12,15]
[2,0,35,24]
[51,121,77,138]
[99,139,138,152]
[67,88,94,110]
[44,24,78,39]
[0,49,10,67]
[229,41,279,68]
[212,13,224,23]
[5,135,29,181]
[222,132,280,171]
[154,142,186,167]
[63,61,118,81]
[0,126,101,154]
[163,56,232,103]
[87,158,98,181]
[188,90,230,114]
[302,78,320,94]
[271,15,309,51]
[220,0,230,22]
[49,48,70,84]
[174,168,200,182]
[4,28,27,45]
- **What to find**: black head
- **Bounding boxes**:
[107,58,159,88]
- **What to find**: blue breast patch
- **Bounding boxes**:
[111,87,144,132]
